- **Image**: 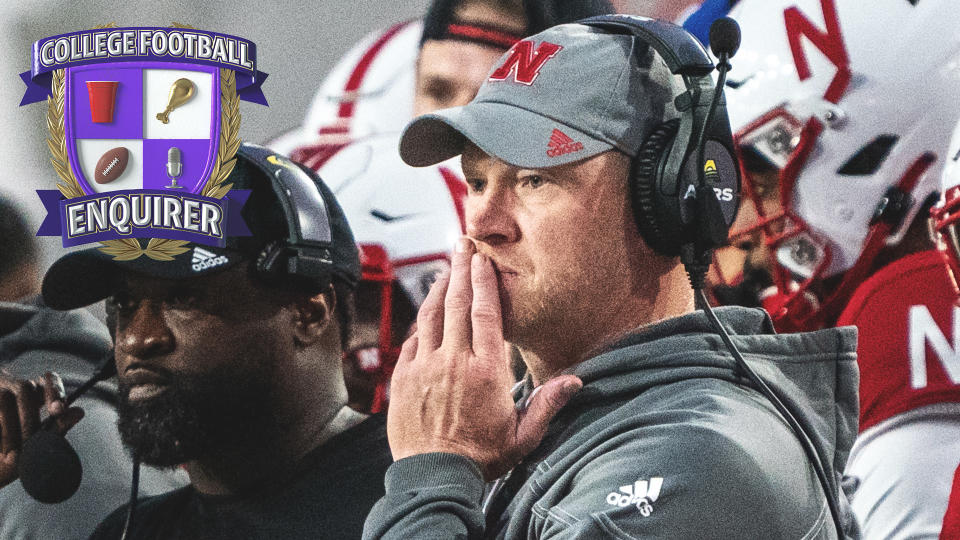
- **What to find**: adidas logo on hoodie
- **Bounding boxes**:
[605,477,663,516]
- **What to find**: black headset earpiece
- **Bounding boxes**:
[579,15,741,259]
[632,118,681,256]
[235,143,336,288]
[576,16,846,538]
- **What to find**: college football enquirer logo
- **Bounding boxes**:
[20,24,268,261]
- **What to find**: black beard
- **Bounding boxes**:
[116,362,278,471]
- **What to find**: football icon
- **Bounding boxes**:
[94,146,129,184]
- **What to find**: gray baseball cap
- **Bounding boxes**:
[400,22,676,169]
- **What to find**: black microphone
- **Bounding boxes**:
[693,17,742,201]
[17,354,116,503]
[684,16,742,277]
[709,16,741,61]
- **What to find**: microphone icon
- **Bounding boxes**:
[166,147,184,189]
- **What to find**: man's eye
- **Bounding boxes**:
[166,289,200,308]
[422,81,454,107]
[111,292,136,312]
[520,175,545,189]
[467,178,486,193]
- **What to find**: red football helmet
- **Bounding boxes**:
[716,0,960,332]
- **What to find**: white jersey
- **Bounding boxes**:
[846,405,960,539]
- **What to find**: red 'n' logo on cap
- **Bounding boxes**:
[489,40,562,86]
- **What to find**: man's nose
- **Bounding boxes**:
[745,230,775,275]
[116,300,174,361]
[466,188,519,247]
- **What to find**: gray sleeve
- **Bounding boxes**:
[362,452,487,540]
[533,424,832,539]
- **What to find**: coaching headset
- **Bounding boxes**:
[573,15,847,538]
[580,16,740,275]
[239,143,342,287]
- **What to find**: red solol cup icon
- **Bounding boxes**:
[86,81,119,123]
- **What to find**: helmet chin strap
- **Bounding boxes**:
[772,152,936,331]
[371,272,394,414]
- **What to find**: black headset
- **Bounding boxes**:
[234,143,338,287]
[580,15,740,266]
[577,15,847,538]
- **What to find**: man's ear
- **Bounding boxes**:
[293,284,336,346]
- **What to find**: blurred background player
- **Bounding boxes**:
[719,0,960,537]
[929,120,960,540]
[317,135,464,411]
[0,195,185,539]
[270,0,614,159]
[279,0,616,412]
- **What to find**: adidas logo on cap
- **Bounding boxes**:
[191,247,229,272]
[546,128,584,158]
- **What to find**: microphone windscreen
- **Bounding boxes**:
[18,430,82,504]
[709,17,741,59]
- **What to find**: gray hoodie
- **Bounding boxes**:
[0,299,186,540]
[363,307,860,539]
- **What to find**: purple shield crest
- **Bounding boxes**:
[64,62,220,195]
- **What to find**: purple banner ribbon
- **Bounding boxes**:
[37,189,251,248]
[21,27,268,106]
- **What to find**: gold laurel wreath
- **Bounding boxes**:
[46,22,241,261]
